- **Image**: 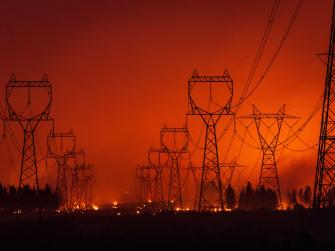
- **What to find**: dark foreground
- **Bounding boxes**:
[1,210,335,251]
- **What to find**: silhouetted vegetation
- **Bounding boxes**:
[287,185,312,209]
[238,182,278,210]
[0,183,59,213]
[226,184,236,210]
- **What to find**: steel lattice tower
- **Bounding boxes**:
[78,164,95,209]
[69,150,86,209]
[160,126,189,210]
[136,165,155,204]
[148,147,166,208]
[47,130,76,210]
[240,105,298,206]
[313,1,335,209]
[5,74,52,190]
[188,70,234,212]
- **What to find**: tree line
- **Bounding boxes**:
[0,183,59,213]
[286,186,313,209]
[225,182,313,210]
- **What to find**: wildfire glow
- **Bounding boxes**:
[280,202,289,210]
[93,205,99,211]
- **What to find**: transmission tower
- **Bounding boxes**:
[313,1,335,208]
[4,74,52,190]
[69,150,86,209]
[239,105,298,206]
[86,165,96,208]
[188,70,234,211]
[47,130,76,211]
[160,126,189,210]
[78,163,95,209]
[148,147,167,208]
[136,165,156,204]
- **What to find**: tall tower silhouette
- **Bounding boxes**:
[5,74,52,190]
[240,105,298,206]
[136,165,155,204]
[188,70,234,211]
[148,147,166,208]
[69,150,86,209]
[160,126,189,210]
[313,1,335,208]
[47,130,76,210]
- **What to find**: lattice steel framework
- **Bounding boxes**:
[188,70,234,211]
[78,164,95,209]
[240,105,298,206]
[136,165,156,204]
[313,1,335,209]
[5,74,52,190]
[69,150,86,209]
[148,147,166,208]
[47,130,76,210]
[161,126,189,210]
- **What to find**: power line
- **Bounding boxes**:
[237,0,281,106]
[218,0,305,144]
[243,0,305,101]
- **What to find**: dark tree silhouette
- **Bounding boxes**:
[326,187,335,207]
[288,189,297,208]
[303,185,312,208]
[238,182,255,210]
[243,182,255,210]
[0,184,59,213]
[298,188,303,205]
[238,182,278,210]
[226,184,236,210]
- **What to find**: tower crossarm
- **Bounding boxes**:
[238,114,299,120]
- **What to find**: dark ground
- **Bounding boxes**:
[1,210,335,251]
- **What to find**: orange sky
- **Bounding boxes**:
[0,0,332,204]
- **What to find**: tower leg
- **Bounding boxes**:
[19,121,39,190]
[154,167,164,209]
[259,150,282,205]
[167,157,183,210]
[313,1,335,207]
[198,116,224,211]
[70,169,80,209]
[57,162,68,210]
